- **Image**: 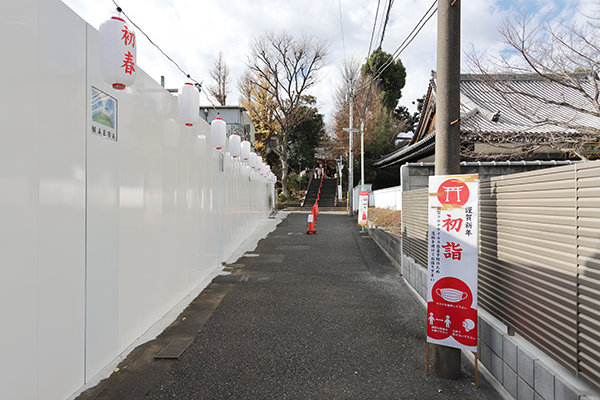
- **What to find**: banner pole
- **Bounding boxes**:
[474,352,479,388]
[426,342,430,375]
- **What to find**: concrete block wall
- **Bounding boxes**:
[366,226,600,400]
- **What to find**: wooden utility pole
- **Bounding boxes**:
[433,0,462,379]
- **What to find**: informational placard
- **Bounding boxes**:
[358,190,369,226]
[426,174,479,352]
[91,87,117,141]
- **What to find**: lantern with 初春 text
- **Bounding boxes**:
[99,16,136,90]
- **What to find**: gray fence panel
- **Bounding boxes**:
[402,188,429,267]
[401,161,600,391]
[576,162,600,388]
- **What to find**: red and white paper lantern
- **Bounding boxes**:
[241,140,251,160]
[194,135,206,156]
[178,83,199,127]
[249,151,257,169]
[99,16,136,90]
[211,118,226,150]
[229,133,241,158]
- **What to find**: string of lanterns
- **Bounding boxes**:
[97,6,277,184]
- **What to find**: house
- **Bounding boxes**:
[374,73,600,170]
[201,105,256,143]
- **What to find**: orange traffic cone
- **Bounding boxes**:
[305,211,317,235]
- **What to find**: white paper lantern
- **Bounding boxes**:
[194,135,206,156]
[178,83,199,127]
[249,151,257,169]
[229,134,241,158]
[211,118,226,149]
[241,140,251,160]
[163,118,178,148]
[99,16,136,90]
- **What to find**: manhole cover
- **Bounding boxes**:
[155,339,193,359]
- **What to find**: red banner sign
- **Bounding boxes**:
[427,175,479,352]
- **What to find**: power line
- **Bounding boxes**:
[357,0,438,93]
[338,0,347,60]
[360,0,394,122]
[111,0,202,88]
[366,0,382,62]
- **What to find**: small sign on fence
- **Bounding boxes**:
[426,174,479,352]
[91,87,118,142]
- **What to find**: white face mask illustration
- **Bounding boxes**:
[436,288,468,303]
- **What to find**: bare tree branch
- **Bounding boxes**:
[207,51,231,106]
[244,30,330,196]
[464,6,600,161]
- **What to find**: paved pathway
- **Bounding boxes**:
[79,212,503,400]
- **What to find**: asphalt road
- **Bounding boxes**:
[78,212,503,400]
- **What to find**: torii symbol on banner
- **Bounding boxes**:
[442,186,463,203]
[437,179,469,208]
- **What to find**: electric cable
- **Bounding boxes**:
[359,0,394,122]
[338,0,347,60]
[111,0,202,88]
[356,0,438,93]
[366,0,382,62]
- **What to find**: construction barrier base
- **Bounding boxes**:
[305,229,318,235]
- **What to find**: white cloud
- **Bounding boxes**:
[61,0,596,122]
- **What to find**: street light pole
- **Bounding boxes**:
[343,89,357,216]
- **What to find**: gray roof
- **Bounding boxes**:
[459,74,600,135]
[374,73,600,168]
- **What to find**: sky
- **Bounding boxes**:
[61,0,596,127]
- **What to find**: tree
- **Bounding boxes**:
[362,47,407,112]
[207,51,231,106]
[238,69,279,155]
[467,7,600,161]
[331,58,382,154]
[288,96,325,173]
[331,58,405,189]
[245,30,330,196]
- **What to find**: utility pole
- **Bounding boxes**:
[343,89,358,217]
[360,120,365,231]
[433,0,462,379]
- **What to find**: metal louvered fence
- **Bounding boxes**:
[401,160,600,391]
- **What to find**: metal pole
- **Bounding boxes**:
[360,120,365,231]
[360,120,365,192]
[433,0,462,379]
[348,90,354,216]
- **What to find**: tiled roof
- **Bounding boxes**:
[459,74,600,135]
[374,73,600,168]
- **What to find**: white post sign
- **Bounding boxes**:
[427,174,479,352]
[358,190,369,226]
